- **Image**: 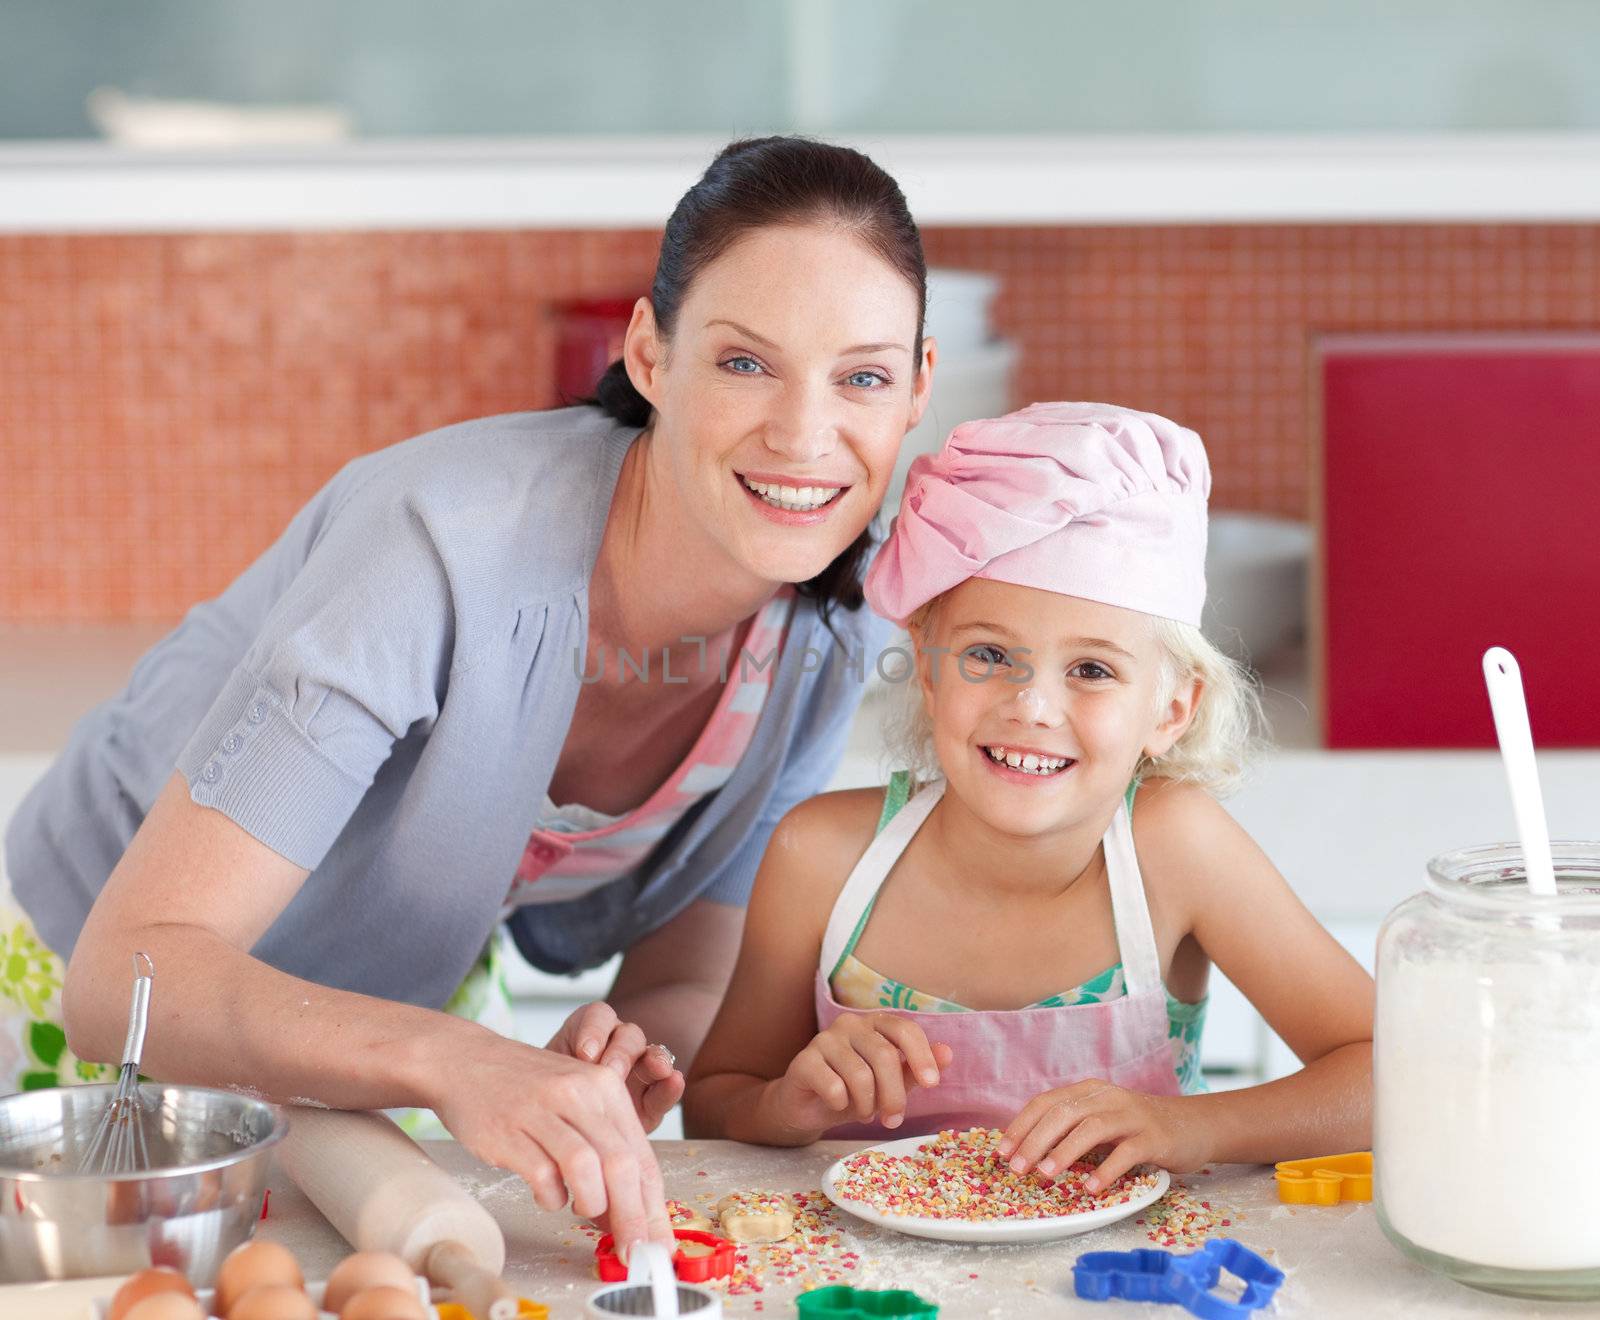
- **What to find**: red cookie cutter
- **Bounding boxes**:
[595,1228,737,1283]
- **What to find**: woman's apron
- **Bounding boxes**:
[813,777,1181,1138]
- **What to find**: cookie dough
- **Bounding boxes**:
[716,1191,796,1244]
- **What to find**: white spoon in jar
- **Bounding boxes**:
[1481,646,1557,897]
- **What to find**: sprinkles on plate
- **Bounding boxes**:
[831,1127,1161,1221]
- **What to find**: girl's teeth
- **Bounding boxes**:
[984,746,1071,776]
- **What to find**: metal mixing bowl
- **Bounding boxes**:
[0,1083,287,1284]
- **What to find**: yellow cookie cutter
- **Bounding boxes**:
[434,1301,549,1320]
[1273,1151,1372,1204]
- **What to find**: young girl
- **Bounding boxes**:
[684,402,1373,1189]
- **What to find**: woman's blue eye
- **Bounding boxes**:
[724,356,763,374]
[846,370,888,389]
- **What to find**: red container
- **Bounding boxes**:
[554,297,639,404]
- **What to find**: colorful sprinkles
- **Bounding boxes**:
[831,1127,1161,1222]
[1135,1177,1244,1249]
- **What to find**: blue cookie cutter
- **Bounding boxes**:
[1074,1238,1284,1319]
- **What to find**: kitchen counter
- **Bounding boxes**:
[248,1138,1573,1318]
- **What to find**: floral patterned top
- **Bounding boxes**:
[827,772,1210,1094]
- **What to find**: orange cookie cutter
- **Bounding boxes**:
[1273,1151,1372,1204]
[434,1302,548,1320]
[595,1227,737,1283]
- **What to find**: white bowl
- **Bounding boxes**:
[1203,513,1312,667]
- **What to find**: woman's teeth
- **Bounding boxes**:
[984,745,1073,776]
[741,476,842,511]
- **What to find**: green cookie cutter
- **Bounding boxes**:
[796,1284,939,1318]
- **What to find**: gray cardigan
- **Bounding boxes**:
[5,407,887,1008]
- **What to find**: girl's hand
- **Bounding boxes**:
[772,1013,954,1134]
[998,1080,1211,1191]
[427,1025,673,1252]
[545,1001,685,1133]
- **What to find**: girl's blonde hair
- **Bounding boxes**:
[886,598,1266,798]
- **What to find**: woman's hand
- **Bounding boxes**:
[428,1023,673,1251]
[997,1080,1211,1191]
[546,1001,686,1133]
[770,1013,954,1135]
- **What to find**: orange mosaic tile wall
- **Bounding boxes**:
[4,223,1599,622]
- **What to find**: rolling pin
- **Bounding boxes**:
[276,1106,519,1320]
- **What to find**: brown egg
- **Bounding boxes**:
[339,1285,429,1320]
[226,1286,318,1320]
[109,1267,197,1320]
[122,1295,206,1320]
[214,1240,304,1316]
[322,1251,416,1313]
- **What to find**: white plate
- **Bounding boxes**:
[821,1135,1171,1244]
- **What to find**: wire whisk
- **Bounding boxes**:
[77,951,155,1175]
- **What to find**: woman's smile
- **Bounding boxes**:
[735,469,850,525]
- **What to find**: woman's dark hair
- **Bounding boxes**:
[590,135,927,624]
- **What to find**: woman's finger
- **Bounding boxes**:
[506,1140,568,1212]
[554,1001,619,1063]
[582,1065,672,1249]
[637,1042,677,1082]
[598,1019,648,1077]
[523,1111,608,1219]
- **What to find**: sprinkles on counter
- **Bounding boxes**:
[831,1128,1161,1222]
[586,1189,860,1298]
[1136,1175,1244,1250]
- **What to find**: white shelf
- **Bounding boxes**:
[5,132,1600,232]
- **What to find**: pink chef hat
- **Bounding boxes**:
[864,401,1211,627]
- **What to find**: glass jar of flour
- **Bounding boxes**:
[1375,843,1600,1301]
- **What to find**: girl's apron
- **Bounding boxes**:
[813,777,1181,1138]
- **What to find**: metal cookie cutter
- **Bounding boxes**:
[1273,1150,1372,1204]
[587,1240,723,1318]
[595,1229,737,1284]
[795,1284,940,1318]
[1073,1238,1284,1319]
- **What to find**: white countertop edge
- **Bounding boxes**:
[5,131,1600,231]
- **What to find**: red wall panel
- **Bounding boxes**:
[1321,335,1600,748]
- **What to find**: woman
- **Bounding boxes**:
[2,136,935,1249]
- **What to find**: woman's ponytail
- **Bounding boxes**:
[591,358,652,428]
